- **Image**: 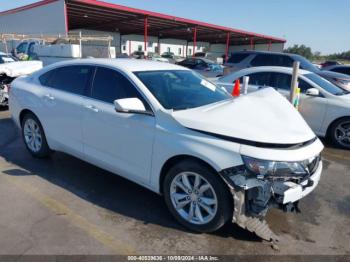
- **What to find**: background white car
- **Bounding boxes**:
[9,59,323,240]
[217,66,350,149]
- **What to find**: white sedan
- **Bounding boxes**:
[217,66,350,149]
[9,59,323,240]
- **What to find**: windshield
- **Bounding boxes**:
[304,73,349,95]
[134,70,231,110]
[292,55,319,72]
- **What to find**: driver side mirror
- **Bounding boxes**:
[114,98,152,115]
[305,88,320,97]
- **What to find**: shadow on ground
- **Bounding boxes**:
[0,116,260,243]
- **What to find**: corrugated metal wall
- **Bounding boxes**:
[0,0,66,35]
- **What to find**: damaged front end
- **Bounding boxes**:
[0,74,14,106]
[219,154,322,243]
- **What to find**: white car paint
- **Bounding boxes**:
[217,66,350,138]
[9,59,323,236]
[0,60,43,78]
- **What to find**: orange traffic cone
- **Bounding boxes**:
[232,79,240,97]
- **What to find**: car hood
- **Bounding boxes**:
[318,70,350,80]
[0,60,43,77]
[172,88,316,146]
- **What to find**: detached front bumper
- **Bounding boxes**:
[219,158,323,242]
[275,161,322,204]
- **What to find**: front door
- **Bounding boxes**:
[82,66,156,184]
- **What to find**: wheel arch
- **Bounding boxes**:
[19,109,37,125]
[326,115,350,137]
[159,154,219,195]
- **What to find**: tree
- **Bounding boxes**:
[284,44,313,59]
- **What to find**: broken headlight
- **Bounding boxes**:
[242,155,310,179]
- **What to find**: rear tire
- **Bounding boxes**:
[163,159,232,233]
[21,113,51,158]
[329,117,350,149]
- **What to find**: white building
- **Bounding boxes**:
[0,0,286,60]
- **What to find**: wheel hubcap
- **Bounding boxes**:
[170,172,218,225]
[23,119,42,153]
[335,121,350,147]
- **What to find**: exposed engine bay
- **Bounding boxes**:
[219,154,322,244]
[0,74,14,106]
[0,59,43,106]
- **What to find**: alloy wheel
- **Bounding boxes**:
[23,118,42,153]
[334,120,350,148]
[170,172,218,225]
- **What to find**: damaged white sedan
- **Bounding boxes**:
[0,52,43,107]
[9,59,323,242]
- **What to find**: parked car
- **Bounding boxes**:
[217,66,350,149]
[194,52,223,63]
[9,59,323,240]
[0,52,43,107]
[161,52,184,63]
[115,53,130,59]
[131,51,145,59]
[147,52,169,63]
[177,58,224,78]
[322,65,350,76]
[224,51,350,91]
[320,60,341,68]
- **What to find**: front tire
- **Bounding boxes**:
[163,159,232,233]
[330,117,350,149]
[21,113,51,158]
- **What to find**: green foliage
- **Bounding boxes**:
[327,50,350,61]
[284,44,314,59]
[284,44,350,62]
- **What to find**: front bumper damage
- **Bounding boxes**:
[219,159,323,243]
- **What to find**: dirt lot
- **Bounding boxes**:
[0,108,349,256]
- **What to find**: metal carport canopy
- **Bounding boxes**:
[65,0,286,46]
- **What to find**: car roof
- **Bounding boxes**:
[229,50,298,57]
[220,66,313,80]
[44,58,189,72]
[327,64,350,69]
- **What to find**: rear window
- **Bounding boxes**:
[251,54,294,67]
[39,65,93,95]
[332,67,350,75]
[226,53,250,64]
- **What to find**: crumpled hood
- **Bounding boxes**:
[172,88,316,145]
[318,70,350,80]
[0,60,43,77]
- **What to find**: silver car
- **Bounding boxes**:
[224,51,350,91]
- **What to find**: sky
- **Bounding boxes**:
[1,0,349,55]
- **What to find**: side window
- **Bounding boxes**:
[16,42,28,54]
[270,72,292,90]
[28,43,36,56]
[333,67,350,75]
[251,54,275,66]
[276,56,294,67]
[298,78,314,93]
[246,72,271,86]
[91,67,150,110]
[39,70,55,86]
[46,66,93,95]
[226,53,249,64]
[194,59,207,70]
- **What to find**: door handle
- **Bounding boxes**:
[85,105,99,113]
[44,94,55,101]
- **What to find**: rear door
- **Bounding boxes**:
[82,66,156,184]
[38,65,94,156]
